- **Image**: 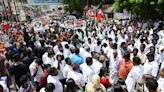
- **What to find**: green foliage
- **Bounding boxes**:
[114,0,164,14]
[63,0,85,13]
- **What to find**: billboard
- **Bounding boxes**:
[28,0,62,5]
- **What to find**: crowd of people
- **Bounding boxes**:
[0,16,164,92]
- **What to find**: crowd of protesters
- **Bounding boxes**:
[0,16,164,92]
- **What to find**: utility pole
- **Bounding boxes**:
[13,0,19,22]
[2,0,8,21]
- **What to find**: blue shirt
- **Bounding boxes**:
[71,54,84,64]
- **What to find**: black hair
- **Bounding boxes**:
[103,43,108,47]
[133,48,138,52]
[123,51,130,60]
[113,43,117,49]
[147,51,154,57]
[66,78,79,92]
[99,67,107,78]
[43,64,51,70]
[49,67,58,76]
[86,57,92,65]
[65,57,70,62]
[74,34,78,39]
[72,64,79,71]
[45,83,55,92]
[66,78,76,87]
[140,43,146,48]
[75,49,79,54]
[150,46,155,51]
[97,41,101,45]
[121,42,126,47]
[12,53,20,62]
[108,38,112,42]
[48,50,55,56]
[133,57,141,65]
[65,44,69,49]
[56,54,62,59]
[146,78,158,91]
[113,83,123,92]
[35,58,43,65]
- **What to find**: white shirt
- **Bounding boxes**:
[125,65,144,92]
[92,44,101,53]
[91,58,103,74]
[109,56,121,76]
[62,64,73,78]
[34,41,41,48]
[67,71,85,88]
[19,82,33,92]
[63,48,71,58]
[0,81,9,92]
[154,53,161,65]
[0,77,8,92]
[54,61,65,80]
[47,75,63,92]
[29,62,43,82]
[127,45,135,52]
[44,57,55,67]
[42,52,48,63]
[79,50,92,63]
[102,46,112,55]
[83,36,88,42]
[53,45,59,54]
[144,60,159,77]
[157,30,164,38]
[80,63,94,83]
[134,39,141,50]
[157,77,164,92]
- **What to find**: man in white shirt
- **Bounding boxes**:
[63,57,72,79]
[149,46,161,65]
[42,47,51,63]
[47,67,63,92]
[127,40,135,52]
[92,41,101,53]
[91,52,103,74]
[125,57,144,92]
[79,45,92,62]
[54,55,65,84]
[53,40,61,54]
[80,57,94,83]
[144,52,159,77]
[44,50,55,67]
[67,64,85,88]
[29,58,43,91]
[138,43,147,64]
[109,50,121,84]
[63,44,71,58]
[102,43,112,55]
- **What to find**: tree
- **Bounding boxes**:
[114,0,164,18]
[63,0,85,14]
